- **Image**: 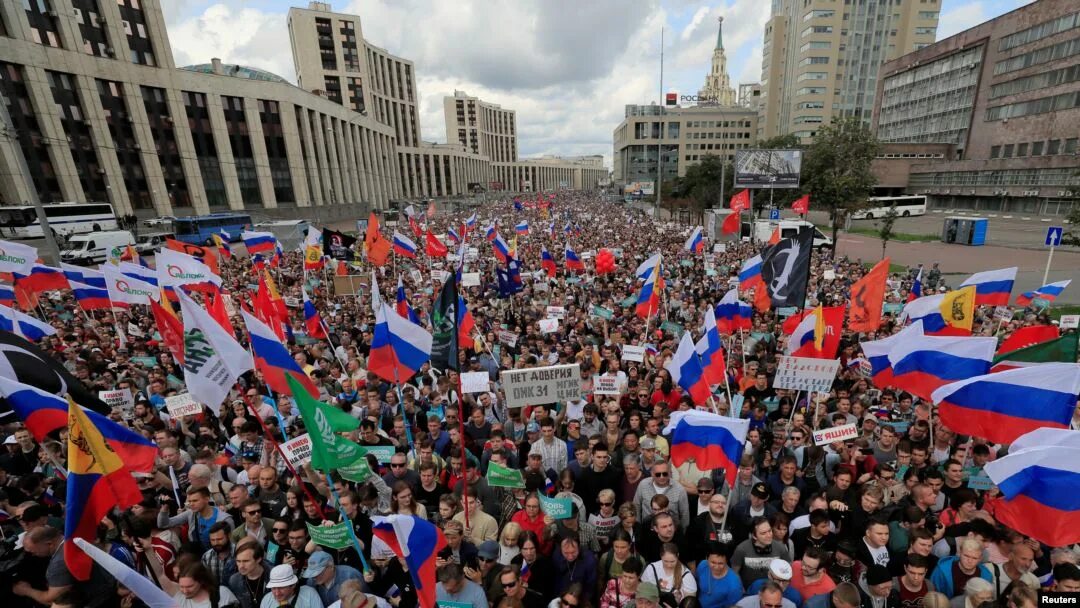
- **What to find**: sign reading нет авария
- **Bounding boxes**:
[500,363,581,408]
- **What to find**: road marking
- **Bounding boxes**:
[988,214,998,218]
[932,210,942,213]
[1041,218,1051,222]
[1021,217,1031,220]
[1003,216,1013,219]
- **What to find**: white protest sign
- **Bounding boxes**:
[409,269,423,285]
[501,363,582,408]
[1061,315,1080,329]
[280,433,313,467]
[164,393,202,418]
[713,243,726,253]
[823,269,836,281]
[993,306,1013,322]
[533,281,550,292]
[546,305,566,319]
[462,272,481,288]
[621,345,646,363]
[126,322,144,338]
[432,269,448,282]
[99,388,134,413]
[284,296,300,308]
[773,356,842,393]
[593,375,623,395]
[497,329,518,347]
[812,423,860,446]
[539,318,559,333]
[222,294,237,318]
[461,371,490,394]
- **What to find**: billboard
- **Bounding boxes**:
[734,149,803,189]
[623,181,655,196]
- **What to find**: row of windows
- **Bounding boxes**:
[909,168,1080,188]
[801,25,833,37]
[797,72,829,82]
[985,90,1080,121]
[989,64,1080,100]
[803,10,835,21]
[799,56,830,67]
[998,11,1079,52]
[994,37,1080,76]
[800,41,832,53]
[989,138,1079,159]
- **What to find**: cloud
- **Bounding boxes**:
[937,1,988,41]
[166,3,296,83]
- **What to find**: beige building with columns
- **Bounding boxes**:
[0,0,401,217]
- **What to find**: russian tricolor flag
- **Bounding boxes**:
[787,307,825,356]
[908,268,922,302]
[69,280,112,311]
[665,332,711,405]
[1016,279,1071,307]
[934,362,1080,445]
[985,441,1080,546]
[902,290,971,336]
[484,224,497,242]
[636,252,662,280]
[960,266,1017,307]
[541,247,557,278]
[60,263,105,289]
[447,228,461,245]
[695,308,726,386]
[636,258,662,319]
[886,330,996,400]
[241,231,277,256]
[859,323,919,389]
[684,227,704,254]
[515,221,529,235]
[492,234,511,263]
[465,213,477,229]
[242,309,319,397]
[396,276,420,325]
[0,283,13,307]
[0,304,56,341]
[664,410,749,488]
[714,288,752,334]
[392,231,418,259]
[372,515,446,608]
[565,244,584,272]
[369,273,432,382]
[739,255,763,290]
[15,263,68,293]
[302,288,327,339]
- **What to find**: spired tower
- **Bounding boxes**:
[698,16,736,106]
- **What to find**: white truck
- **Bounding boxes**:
[753,219,833,249]
[60,230,136,265]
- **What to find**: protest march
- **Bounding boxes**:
[0,191,1078,608]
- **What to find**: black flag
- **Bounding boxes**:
[322,228,357,261]
[430,272,459,372]
[761,227,815,308]
[0,330,111,418]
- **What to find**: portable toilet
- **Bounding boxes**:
[941,216,987,246]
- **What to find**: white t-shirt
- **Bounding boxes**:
[174,587,238,608]
[642,561,698,598]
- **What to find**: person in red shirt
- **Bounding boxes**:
[790,547,836,602]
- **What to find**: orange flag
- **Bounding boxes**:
[150,290,185,365]
[768,227,781,245]
[364,212,392,266]
[848,258,890,333]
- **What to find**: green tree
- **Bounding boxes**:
[878,205,899,260]
[679,154,734,212]
[757,134,802,150]
[801,117,881,255]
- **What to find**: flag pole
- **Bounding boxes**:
[323,468,372,574]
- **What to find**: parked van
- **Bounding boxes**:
[753,219,833,249]
[60,230,135,265]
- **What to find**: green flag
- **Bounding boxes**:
[306,521,353,550]
[486,461,525,488]
[288,375,363,471]
[337,458,374,483]
[991,333,1079,370]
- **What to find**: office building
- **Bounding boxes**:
[444,90,516,162]
[0,0,399,216]
[872,0,1080,215]
[612,103,757,191]
[758,0,939,141]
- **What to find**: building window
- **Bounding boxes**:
[117,0,155,65]
[801,25,833,37]
[1048,139,1061,155]
[1017,143,1028,157]
[1032,141,1044,156]
[994,38,1080,76]
[998,11,1080,52]
[24,0,63,48]
[0,61,62,201]
[990,145,1001,159]
[1066,138,1079,154]
[1002,144,1014,158]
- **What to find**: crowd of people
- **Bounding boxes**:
[0,192,1076,608]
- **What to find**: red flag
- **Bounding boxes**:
[425,230,448,258]
[792,194,810,215]
[150,292,184,365]
[768,227,781,245]
[721,212,741,235]
[848,258,889,333]
[996,325,1059,356]
[789,306,844,359]
[783,310,811,335]
[409,216,424,239]
[336,260,348,276]
[253,280,285,341]
[730,190,750,213]
[206,288,234,336]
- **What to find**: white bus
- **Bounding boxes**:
[0,202,118,239]
[851,195,928,220]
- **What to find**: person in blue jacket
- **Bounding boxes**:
[928,538,992,598]
[697,543,744,608]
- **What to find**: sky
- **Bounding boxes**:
[163,0,1035,170]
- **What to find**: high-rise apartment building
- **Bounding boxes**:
[758,0,939,141]
[444,90,517,162]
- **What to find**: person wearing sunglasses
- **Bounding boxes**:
[634,461,690,533]
[230,497,275,545]
[550,582,588,608]
[498,565,545,608]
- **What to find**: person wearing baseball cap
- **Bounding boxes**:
[729,482,779,542]
[263,563,323,607]
[745,558,803,608]
[302,550,364,606]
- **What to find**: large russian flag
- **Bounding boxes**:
[15,263,69,293]
[241,230,278,256]
[664,332,711,405]
[61,263,105,289]
[933,362,1080,445]
[69,280,112,311]
[0,304,56,341]
[960,267,1016,307]
[902,288,974,336]
[369,275,432,382]
[541,247,557,278]
[985,444,1080,547]
[887,331,996,401]
[492,234,511,263]
[859,322,921,389]
[664,410,749,488]
[372,515,446,608]
[635,259,662,319]
[515,221,529,235]
[241,309,319,397]
[0,376,157,473]
[1016,279,1071,307]
[714,288,752,334]
[738,255,763,290]
[636,252,662,280]
[684,227,704,254]
[396,276,420,325]
[564,244,584,272]
[392,231,418,259]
